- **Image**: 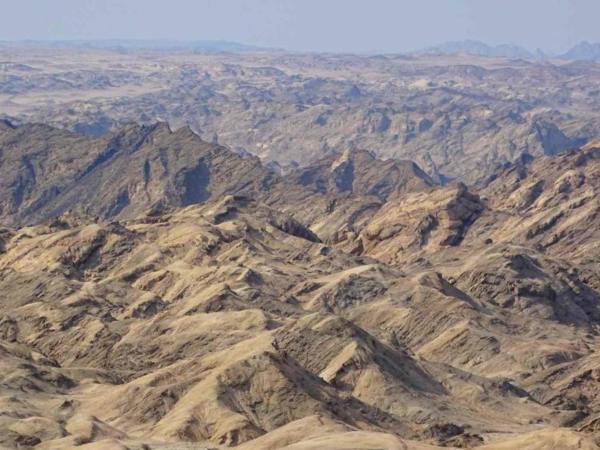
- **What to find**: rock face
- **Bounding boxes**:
[477,142,600,262]
[0,122,277,226]
[355,183,484,264]
[290,149,434,200]
[1,123,600,449]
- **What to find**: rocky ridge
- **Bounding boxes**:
[0,123,600,449]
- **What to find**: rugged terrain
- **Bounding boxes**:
[1,120,600,449]
[1,47,600,182]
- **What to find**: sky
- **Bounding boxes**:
[1,0,599,53]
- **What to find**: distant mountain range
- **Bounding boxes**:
[418,40,536,59]
[561,41,600,60]
[2,39,600,60]
[416,39,600,61]
[0,39,274,53]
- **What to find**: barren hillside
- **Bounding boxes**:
[1,122,600,449]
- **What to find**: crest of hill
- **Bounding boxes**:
[0,122,435,228]
[0,121,277,226]
[289,148,434,201]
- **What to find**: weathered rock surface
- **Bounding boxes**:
[0,122,277,226]
[1,122,600,449]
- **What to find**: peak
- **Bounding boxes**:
[292,148,434,200]
[152,120,172,132]
[172,124,196,136]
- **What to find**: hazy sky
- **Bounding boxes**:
[2,0,599,53]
